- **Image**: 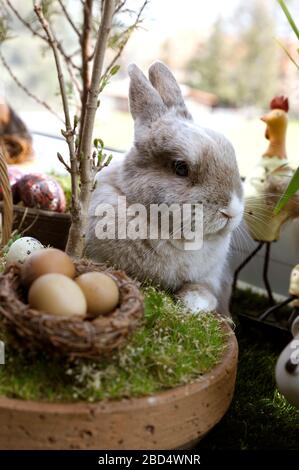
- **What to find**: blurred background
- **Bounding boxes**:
[1,0,299,176]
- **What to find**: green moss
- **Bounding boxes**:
[0,286,225,402]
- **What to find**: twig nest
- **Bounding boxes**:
[6,237,44,265]
[75,272,119,317]
[0,259,144,358]
[28,273,87,318]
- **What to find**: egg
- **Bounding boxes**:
[16,173,66,212]
[75,272,119,316]
[6,237,44,265]
[28,273,87,318]
[21,248,75,285]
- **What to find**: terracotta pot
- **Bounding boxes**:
[0,323,238,450]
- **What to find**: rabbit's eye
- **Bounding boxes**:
[173,160,189,177]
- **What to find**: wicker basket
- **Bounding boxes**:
[0,259,144,358]
[0,144,13,247]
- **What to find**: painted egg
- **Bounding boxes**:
[16,173,66,212]
[6,237,44,265]
[0,167,24,203]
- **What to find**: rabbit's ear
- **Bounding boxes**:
[128,64,166,124]
[149,61,192,120]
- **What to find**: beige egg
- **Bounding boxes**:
[28,273,87,318]
[75,272,119,316]
[22,248,75,286]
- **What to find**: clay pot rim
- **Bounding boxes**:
[0,321,238,414]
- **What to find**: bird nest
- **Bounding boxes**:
[0,259,144,359]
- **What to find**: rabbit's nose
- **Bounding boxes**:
[219,209,233,220]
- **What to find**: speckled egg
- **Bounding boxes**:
[16,173,66,212]
[6,237,44,265]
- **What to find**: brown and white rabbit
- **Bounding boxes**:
[85,61,244,316]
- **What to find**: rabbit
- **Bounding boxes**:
[85,61,244,316]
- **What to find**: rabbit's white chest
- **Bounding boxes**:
[154,236,231,291]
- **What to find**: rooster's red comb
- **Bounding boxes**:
[270,96,289,113]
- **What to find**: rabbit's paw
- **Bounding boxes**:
[177,284,217,314]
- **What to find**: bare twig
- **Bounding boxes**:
[57,151,71,172]
[79,0,115,186]
[6,0,47,41]
[33,3,79,219]
[58,0,81,38]
[70,48,81,59]
[5,0,143,258]
[79,0,93,142]
[6,0,80,73]
[115,0,127,14]
[16,207,29,233]
[103,0,148,76]
[64,58,82,100]
[0,50,62,121]
[20,213,40,236]
[48,25,81,73]
[64,0,115,256]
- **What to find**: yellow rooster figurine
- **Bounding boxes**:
[244,96,294,242]
[233,97,295,302]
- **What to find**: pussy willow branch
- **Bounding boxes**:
[0,49,62,121]
[58,0,81,38]
[33,3,79,216]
